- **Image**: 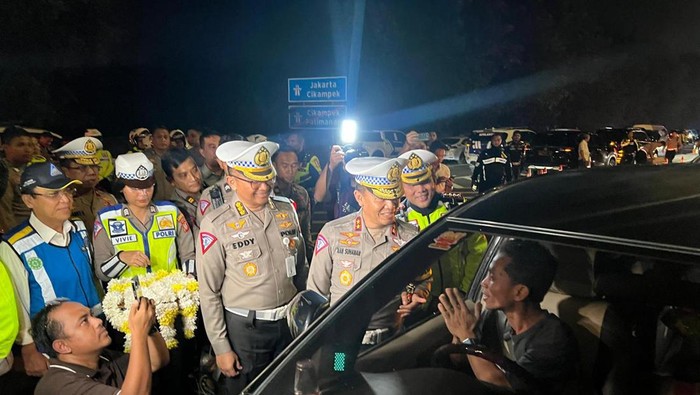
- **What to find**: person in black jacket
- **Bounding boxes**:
[471,134,512,194]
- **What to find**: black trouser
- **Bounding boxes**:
[665,149,677,164]
[511,164,522,180]
[218,310,292,395]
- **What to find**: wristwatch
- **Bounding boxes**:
[462,337,478,346]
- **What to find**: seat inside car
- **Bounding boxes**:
[542,244,633,394]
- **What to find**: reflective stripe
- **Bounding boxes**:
[495,157,508,164]
[226,305,287,321]
[25,250,57,304]
[482,157,496,164]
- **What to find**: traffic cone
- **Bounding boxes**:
[681,156,685,163]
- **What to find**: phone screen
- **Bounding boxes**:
[131,277,141,300]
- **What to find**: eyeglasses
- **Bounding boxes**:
[65,164,99,173]
[230,174,275,189]
[32,187,77,199]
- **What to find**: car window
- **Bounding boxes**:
[361,133,384,142]
[442,137,461,145]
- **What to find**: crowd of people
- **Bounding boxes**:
[0,125,579,394]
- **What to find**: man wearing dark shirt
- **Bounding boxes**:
[439,240,578,393]
[31,298,169,395]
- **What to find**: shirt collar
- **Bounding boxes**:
[48,354,113,378]
[29,212,74,243]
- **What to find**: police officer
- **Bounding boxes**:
[84,129,115,183]
[53,137,118,239]
[507,131,528,180]
[196,142,238,226]
[197,140,307,393]
[162,148,202,235]
[0,162,101,377]
[128,127,152,152]
[285,132,321,191]
[471,133,512,194]
[93,152,195,281]
[0,126,34,232]
[272,145,314,258]
[143,126,174,202]
[398,149,487,312]
[307,157,429,347]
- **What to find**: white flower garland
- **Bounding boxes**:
[103,270,200,351]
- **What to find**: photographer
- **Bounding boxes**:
[32,298,169,395]
[314,145,364,220]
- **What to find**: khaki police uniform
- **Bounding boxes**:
[273,180,314,259]
[143,148,175,202]
[170,189,200,235]
[196,141,307,393]
[196,178,234,226]
[72,190,118,239]
[308,156,429,345]
[0,159,25,233]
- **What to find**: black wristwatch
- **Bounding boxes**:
[461,337,478,346]
[148,324,159,336]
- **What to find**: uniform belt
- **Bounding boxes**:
[362,328,391,345]
[226,305,287,321]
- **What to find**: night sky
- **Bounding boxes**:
[2,0,700,149]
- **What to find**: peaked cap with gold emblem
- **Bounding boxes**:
[115,152,155,188]
[345,157,408,199]
[52,137,103,165]
[398,149,437,185]
[216,141,279,182]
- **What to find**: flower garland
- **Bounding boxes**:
[103,270,200,351]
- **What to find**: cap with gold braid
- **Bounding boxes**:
[345,157,408,200]
[52,137,103,166]
[398,149,437,185]
[216,141,279,182]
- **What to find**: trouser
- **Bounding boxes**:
[511,164,522,180]
[665,149,677,163]
[218,310,292,395]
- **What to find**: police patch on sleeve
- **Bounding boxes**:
[199,199,211,215]
[200,232,218,254]
[314,234,329,255]
[94,221,103,237]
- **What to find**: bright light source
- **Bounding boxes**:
[340,119,358,144]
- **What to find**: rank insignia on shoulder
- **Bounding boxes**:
[235,201,248,216]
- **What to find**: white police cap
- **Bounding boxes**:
[115,152,155,188]
[398,149,437,185]
[216,141,279,182]
[52,137,103,165]
[85,129,102,137]
[345,157,408,200]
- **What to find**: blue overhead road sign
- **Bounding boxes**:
[288,76,347,102]
[288,105,347,130]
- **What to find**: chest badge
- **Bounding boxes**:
[339,270,353,286]
[243,262,258,277]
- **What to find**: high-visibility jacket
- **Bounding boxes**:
[0,261,19,360]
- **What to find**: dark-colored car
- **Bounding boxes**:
[527,129,616,169]
[244,165,700,395]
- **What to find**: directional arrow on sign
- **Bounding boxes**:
[293,85,302,97]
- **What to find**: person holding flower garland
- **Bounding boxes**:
[93,152,196,281]
[197,140,308,394]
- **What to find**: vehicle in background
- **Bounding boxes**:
[632,124,667,141]
[465,127,536,164]
[376,130,406,156]
[354,131,396,157]
[527,128,616,169]
[441,136,470,163]
[597,127,653,164]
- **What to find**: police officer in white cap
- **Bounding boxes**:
[53,137,118,239]
[93,152,195,281]
[307,157,431,347]
[196,140,307,393]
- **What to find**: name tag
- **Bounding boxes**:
[112,235,137,245]
[153,230,176,239]
[285,255,296,278]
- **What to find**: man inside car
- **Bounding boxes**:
[438,240,578,393]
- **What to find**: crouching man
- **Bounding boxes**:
[31,298,169,395]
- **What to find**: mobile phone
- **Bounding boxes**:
[131,276,141,300]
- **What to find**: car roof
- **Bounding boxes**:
[449,165,700,263]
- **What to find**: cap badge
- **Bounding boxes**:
[407,153,423,170]
[135,165,149,180]
[254,146,270,166]
[387,163,400,183]
[49,163,62,177]
[84,139,97,154]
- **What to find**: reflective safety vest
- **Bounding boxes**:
[98,203,180,278]
[4,220,100,318]
[405,203,449,230]
[97,149,115,181]
[0,261,18,359]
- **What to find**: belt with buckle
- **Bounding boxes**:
[362,328,391,345]
[226,305,287,321]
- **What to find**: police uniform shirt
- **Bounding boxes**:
[171,189,200,235]
[196,178,235,226]
[93,202,195,280]
[307,210,419,305]
[72,190,118,239]
[199,163,225,188]
[274,182,314,259]
[0,159,29,232]
[197,193,306,355]
[143,149,175,202]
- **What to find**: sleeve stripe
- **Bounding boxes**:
[101,255,127,279]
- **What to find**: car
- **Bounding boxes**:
[245,165,700,395]
[527,128,616,169]
[440,136,470,163]
[355,131,395,157]
[596,127,654,164]
[466,127,536,164]
[376,130,406,156]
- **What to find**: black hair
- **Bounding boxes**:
[2,125,29,145]
[220,133,245,143]
[500,240,558,305]
[161,148,195,181]
[271,145,299,163]
[30,300,68,358]
[152,125,169,133]
[429,140,448,153]
[199,128,222,148]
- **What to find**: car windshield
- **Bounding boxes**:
[597,129,628,143]
[360,132,384,142]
